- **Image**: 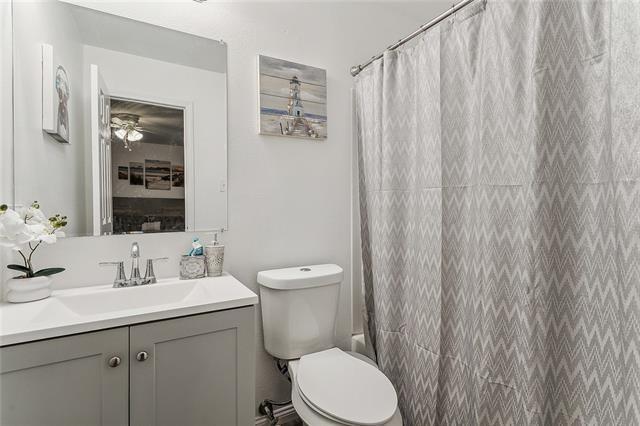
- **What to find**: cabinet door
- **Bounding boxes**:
[130,307,255,426]
[0,328,129,426]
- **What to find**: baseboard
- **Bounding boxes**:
[255,403,298,426]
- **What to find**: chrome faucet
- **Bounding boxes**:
[100,242,168,288]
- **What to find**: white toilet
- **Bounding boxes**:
[258,264,402,426]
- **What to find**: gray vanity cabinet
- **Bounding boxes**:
[0,306,255,426]
[130,307,256,426]
[0,328,129,426]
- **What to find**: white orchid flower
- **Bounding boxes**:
[23,206,48,225]
[0,209,36,249]
[1,203,69,279]
[38,232,58,244]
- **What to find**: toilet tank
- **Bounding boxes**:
[257,264,343,360]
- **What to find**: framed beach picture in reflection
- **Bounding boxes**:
[117,166,129,180]
[145,159,171,190]
[258,55,327,139]
[130,162,144,186]
[172,165,184,188]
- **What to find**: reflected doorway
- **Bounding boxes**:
[110,98,186,234]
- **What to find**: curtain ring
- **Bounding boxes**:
[449,3,457,24]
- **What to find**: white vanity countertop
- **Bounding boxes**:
[0,273,258,346]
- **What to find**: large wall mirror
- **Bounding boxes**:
[11,1,227,237]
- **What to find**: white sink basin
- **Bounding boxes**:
[0,274,259,346]
[57,280,198,316]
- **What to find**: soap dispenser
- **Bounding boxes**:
[204,232,225,277]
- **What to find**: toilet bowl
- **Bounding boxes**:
[257,265,402,426]
[288,349,402,426]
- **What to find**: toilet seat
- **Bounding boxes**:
[295,348,398,426]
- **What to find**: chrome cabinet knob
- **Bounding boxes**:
[136,351,149,362]
[107,356,122,368]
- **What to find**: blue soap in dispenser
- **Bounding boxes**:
[188,238,204,256]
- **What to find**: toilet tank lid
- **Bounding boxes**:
[257,264,343,290]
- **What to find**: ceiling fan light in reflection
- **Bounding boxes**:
[128,130,143,142]
[114,128,127,140]
[111,116,144,150]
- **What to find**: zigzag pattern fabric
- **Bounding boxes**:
[354,0,640,424]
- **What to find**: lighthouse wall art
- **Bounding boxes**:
[258,55,327,139]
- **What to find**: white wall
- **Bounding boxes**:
[2,0,450,415]
[1,2,14,288]
[12,1,88,235]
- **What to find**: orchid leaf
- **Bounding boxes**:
[7,264,31,273]
[33,267,65,277]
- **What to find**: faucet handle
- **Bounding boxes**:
[99,261,127,288]
[144,257,169,284]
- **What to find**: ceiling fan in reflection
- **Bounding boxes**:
[110,114,144,151]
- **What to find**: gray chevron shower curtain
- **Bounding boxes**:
[354,0,640,424]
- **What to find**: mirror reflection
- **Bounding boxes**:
[12,1,228,237]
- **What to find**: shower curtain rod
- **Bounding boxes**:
[349,0,477,77]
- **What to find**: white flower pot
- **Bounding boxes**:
[6,276,52,303]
